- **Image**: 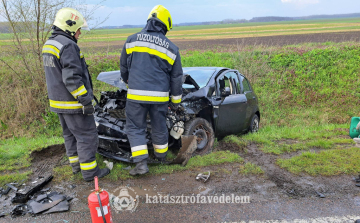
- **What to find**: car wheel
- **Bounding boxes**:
[249,114,260,133]
[183,118,215,156]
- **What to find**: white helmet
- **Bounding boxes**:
[53,8,90,36]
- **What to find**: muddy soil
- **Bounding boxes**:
[30,144,66,178]
[80,31,360,53]
[1,141,360,222]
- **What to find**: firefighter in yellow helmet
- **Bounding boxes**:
[42,8,110,181]
[120,5,183,175]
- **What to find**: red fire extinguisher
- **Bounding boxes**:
[88,176,113,223]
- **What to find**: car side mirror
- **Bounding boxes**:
[221,87,231,97]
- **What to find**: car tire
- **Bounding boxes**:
[249,114,260,133]
[183,118,215,156]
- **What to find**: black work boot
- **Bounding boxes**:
[129,159,149,176]
[70,163,81,175]
[84,168,110,182]
[157,157,168,164]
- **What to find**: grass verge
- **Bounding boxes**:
[277,147,360,176]
[53,151,244,182]
[0,136,64,171]
[0,171,32,187]
[239,163,264,175]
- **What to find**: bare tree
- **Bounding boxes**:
[1,0,63,79]
[0,0,107,81]
[0,0,108,137]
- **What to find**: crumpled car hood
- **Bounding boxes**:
[97,70,127,91]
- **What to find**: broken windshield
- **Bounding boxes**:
[182,68,215,88]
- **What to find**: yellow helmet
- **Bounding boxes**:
[53,7,90,36]
[147,5,172,31]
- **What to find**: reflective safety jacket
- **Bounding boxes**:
[42,29,95,114]
[120,20,183,104]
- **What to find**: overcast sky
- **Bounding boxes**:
[86,0,359,26]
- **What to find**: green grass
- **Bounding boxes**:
[224,135,248,146]
[239,163,264,175]
[0,171,32,187]
[277,147,360,175]
[53,150,243,182]
[53,165,83,183]
[0,135,64,171]
[261,138,354,155]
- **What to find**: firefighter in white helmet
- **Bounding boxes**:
[120,5,183,175]
[42,8,110,181]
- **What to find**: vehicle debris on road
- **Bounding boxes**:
[315,191,325,198]
[6,183,18,192]
[0,175,75,218]
[11,204,28,217]
[196,171,211,182]
[10,192,72,217]
[29,193,70,214]
[12,175,53,203]
[104,160,114,170]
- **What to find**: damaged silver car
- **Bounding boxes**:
[94,67,260,163]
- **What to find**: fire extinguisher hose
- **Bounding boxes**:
[97,192,107,223]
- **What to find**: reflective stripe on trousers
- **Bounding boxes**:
[69,156,79,163]
[80,160,97,170]
[131,145,148,157]
[153,143,168,154]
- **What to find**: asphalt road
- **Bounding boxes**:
[2,169,360,223]
[3,195,360,223]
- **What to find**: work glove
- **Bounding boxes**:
[170,102,180,111]
[94,103,101,112]
[83,103,95,115]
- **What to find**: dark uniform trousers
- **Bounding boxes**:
[126,101,169,163]
[58,113,100,179]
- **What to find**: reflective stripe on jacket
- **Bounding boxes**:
[120,21,183,104]
[42,30,94,113]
